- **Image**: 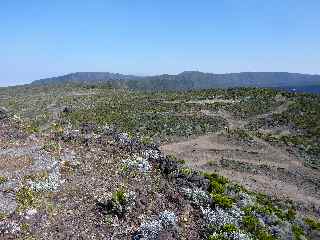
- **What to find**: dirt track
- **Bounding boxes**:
[161,101,320,217]
[161,133,320,216]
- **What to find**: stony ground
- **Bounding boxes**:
[0,85,320,239]
[0,117,206,239]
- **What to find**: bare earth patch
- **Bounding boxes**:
[0,154,33,171]
[160,133,320,216]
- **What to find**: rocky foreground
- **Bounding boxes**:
[0,112,320,240]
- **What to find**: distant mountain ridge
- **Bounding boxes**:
[31,72,141,85]
[31,71,320,91]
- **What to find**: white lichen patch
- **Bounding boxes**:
[122,155,151,173]
[29,164,63,192]
[223,231,252,240]
[201,206,244,228]
[139,219,163,240]
[202,205,254,240]
[136,211,178,240]
[116,132,132,145]
[143,149,161,161]
[182,187,210,207]
[159,210,177,229]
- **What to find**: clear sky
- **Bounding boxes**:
[1,0,320,86]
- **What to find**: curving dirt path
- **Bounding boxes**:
[160,132,320,216]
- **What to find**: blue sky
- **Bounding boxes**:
[1,0,320,86]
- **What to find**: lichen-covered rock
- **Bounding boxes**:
[29,164,63,192]
[0,179,17,192]
[159,211,177,229]
[222,231,252,240]
[123,155,151,173]
[61,129,81,141]
[143,148,161,161]
[0,192,17,215]
[183,187,211,207]
[201,206,244,229]
[133,211,178,240]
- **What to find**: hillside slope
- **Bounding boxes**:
[31,71,320,92]
[0,85,320,239]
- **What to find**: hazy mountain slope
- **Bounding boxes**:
[31,72,141,85]
[31,71,320,91]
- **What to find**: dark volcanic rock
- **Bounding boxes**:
[80,123,98,134]
[187,173,210,190]
[159,157,178,175]
[0,107,9,120]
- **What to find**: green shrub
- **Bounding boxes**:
[208,234,228,240]
[255,193,271,205]
[242,214,277,240]
[179,167,193,176]
[0,176,8,184]
[112,189,126,205]
[227,183,247,193]
[211,193,234,208]
[242,215,259,232]
[228,129,253,141]
[20,222,30,232]
[177,159,186,164]
[209,181,225,194]
[304,217,320,231]
[205,172,229,194]
[292,224,305,240]
[141,136,153,145]
[0,212,7,220]
[25,121,40,134]
[220,224,238,233]
[16,187,36,211]
[256,230,277,240]
[246,202,289,221]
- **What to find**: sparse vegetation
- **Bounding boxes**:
[205,172,229,194]
[16,187,36,211]
[112,188,127,206]
[179,167,193,176]
[242,214,276,240]
[211,193,234,208]
[0,84,319,239]
[0,176,8,184]
[42,140,61,152]
[292,224,305,240]
[0,212,7,220]
[304,217,320,231]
